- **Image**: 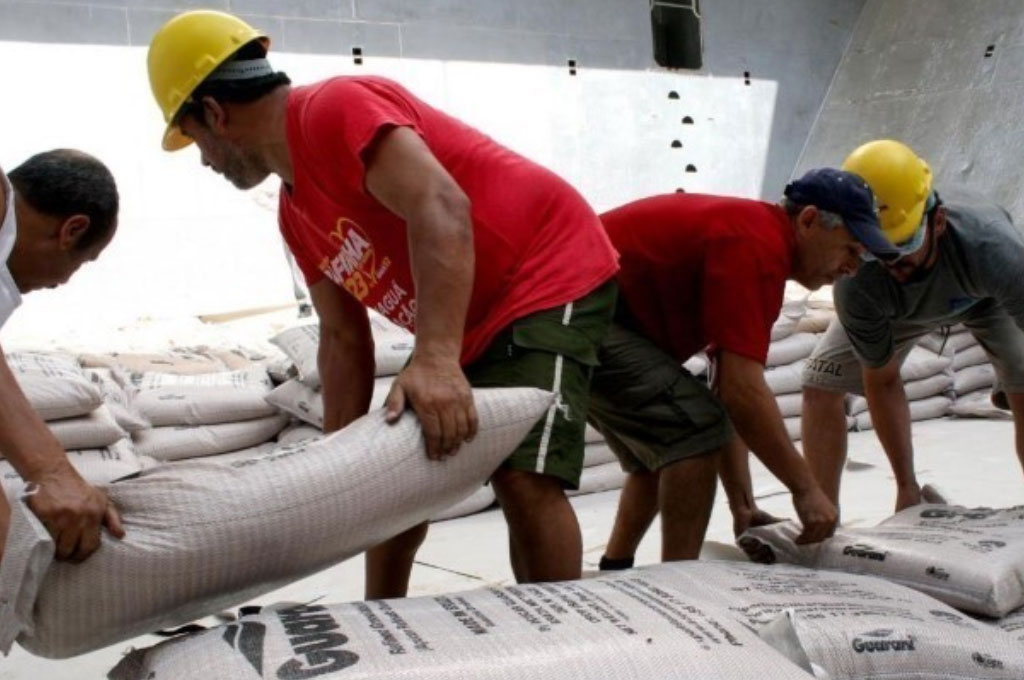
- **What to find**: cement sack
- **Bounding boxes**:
[794,308,834,334]
[765,360,805,395]
[108,561,1024,680]
[853,396,950,431]
[266,355,297,385]
[952,343,988,371]
[277,423,323,445]
[1,440,141,498]
[776,392,802,418]
[954,364,996,395]
[584,424,604,445]
[950,389,1012,420]
[771,299,806,342]
[846,372,953,416]
[430,484,495,522]
[6,352,102,421]
[0,388,553,658]
[106,562,813,680]
[918,327,973,354]
[583,443,618,469]
[993,607,1024,642]
[80,350,231,377]
[683,354,707,377]
[270,323,414,388]
[766,333,818,368]
[900,347,953,382]
[784,416,801,441]
[132,413,290,461]
[686,561,1024,680]
[85,368,149,433]
[739,503,1024,617]
[134,367,278,427]
[568,461,626,497]
[266,377,396,429]
[48,406,127,451]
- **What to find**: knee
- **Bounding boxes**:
[802,385,846,409]
[492,468,565,506]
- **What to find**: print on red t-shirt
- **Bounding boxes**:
[601,193,796,365]
[279,76,619,365]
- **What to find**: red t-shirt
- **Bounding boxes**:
[279,76,619,365]
[601,193,796,364]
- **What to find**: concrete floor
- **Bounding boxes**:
[2,416,1022,679]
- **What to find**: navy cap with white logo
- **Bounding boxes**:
[784,167,899,261]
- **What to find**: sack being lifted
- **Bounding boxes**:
[0,388,553,659]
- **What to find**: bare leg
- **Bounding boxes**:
[364,521,429,600]
[801,387,849,507]
[492,467,581,583]
[602,470,659,564]
[659,450,720,561]
[1006,392,1024,480]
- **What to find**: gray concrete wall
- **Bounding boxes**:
[797,0,1024,219]
[0,0,863,199]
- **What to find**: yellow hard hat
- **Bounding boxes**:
[841,139,933,246]
[147,10,268,151]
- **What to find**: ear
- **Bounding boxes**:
[57,214,90,251]
[200,96,229,135]
[932,206,948,238]
[796,205,819,234]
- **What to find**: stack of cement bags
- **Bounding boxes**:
[921,325,1012,419]
[126,365,288,462]
[108,560,1024,680]
[846,345,954,431]
[2,353,143,493]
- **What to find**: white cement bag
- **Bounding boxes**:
[80,350,231,376]
[771,299,806,342]
[270,323,414,388]
[776,392,802,418]
[583,443,618,469]
[106,563,813,680]
[134,367,278,426]
[952,343,988,371]
[954,364,996,395]
[85,368,149,433]
[6,351,102,421]
[847,372,953,416]
[950,389,1012,420]
[277,423,323,445]
[0,388,553,659]
[1,440,141,498]
[766,333,819,368]
[568,462,627,497]
[430,484,495,522]
[854,396,950,431]
[739,503,1024,617]
[784,416,801,441]
[766,360,805,395]
[48,406,127,451]
[132,413,290,461]
[584,424,605,445]
[994,607,1024,642]
[900,347,953,382]
[265,377,396,429]
[683,354,707,376]
[919,327,973,354]
[794,308,834,334]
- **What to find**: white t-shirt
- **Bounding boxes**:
[0,172,22,328]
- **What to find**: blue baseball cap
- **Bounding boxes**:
[784,168,899,261]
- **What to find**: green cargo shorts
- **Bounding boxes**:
[463,280,617,489]
[587,304,732,473]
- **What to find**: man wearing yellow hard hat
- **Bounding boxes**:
[147,10,620,599]
[801,139,1024,513]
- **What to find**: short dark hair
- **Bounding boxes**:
[176,40,291,127]
[9,149,119,251]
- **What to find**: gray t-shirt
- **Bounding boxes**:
[835,188,1024,367]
